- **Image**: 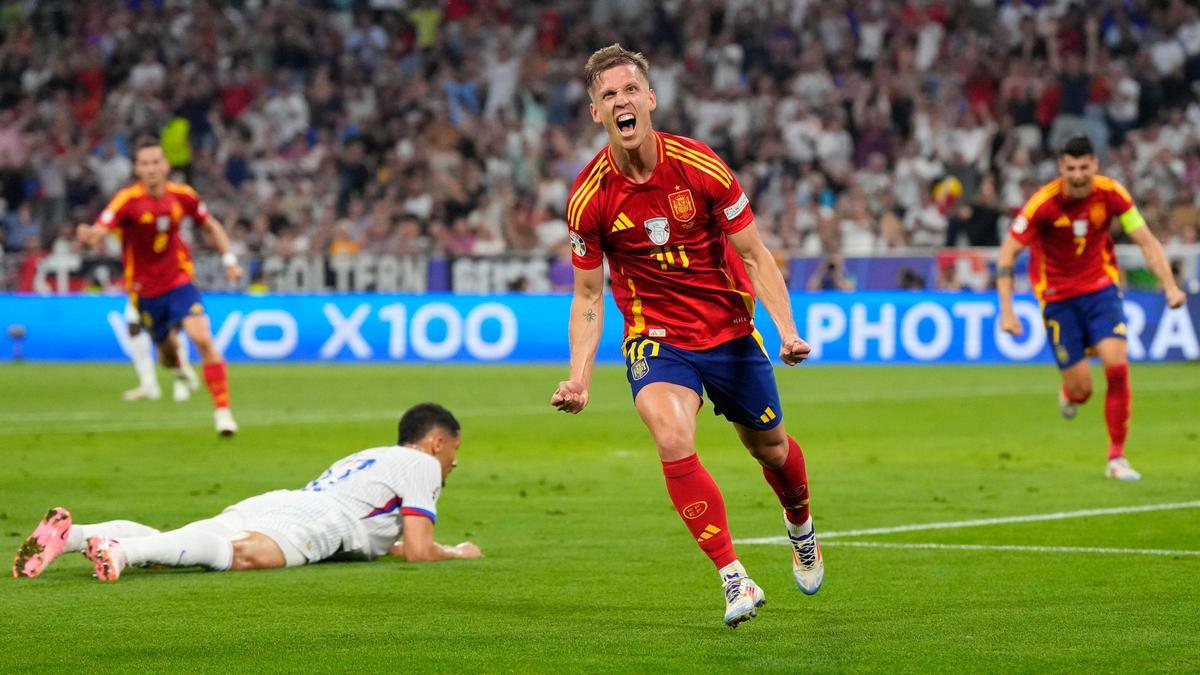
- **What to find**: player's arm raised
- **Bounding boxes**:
[996,232,1027,335]
[552,264,604,413]
[1127,224,1186,309]
[387,515,481,561]
[727,223,810,365]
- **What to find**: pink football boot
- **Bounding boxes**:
[83,537,126,582]
[13,507,72,578]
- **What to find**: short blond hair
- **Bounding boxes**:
[584,43,650,94]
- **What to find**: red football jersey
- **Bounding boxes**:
[96,181,209,299]
[1010,175,1142,303]
[568,131,757,350]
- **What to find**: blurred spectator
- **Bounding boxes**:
[897,266,927,290]
[329,219,363,257]
[946,176,1003,247]
[4,203,41,252]
[807,255,854,292]
[905,189,949,248]
[88,140,133,198]
[1166,187,1200,245]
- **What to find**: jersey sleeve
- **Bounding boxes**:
[674,140,755,235]
[1010,195,1045,245]
[399,458,441,523]
[1106,179,1145,234]
[566,162,607,270]
[171,183,210,225]
[95,191,132,231]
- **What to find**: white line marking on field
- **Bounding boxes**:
[820,541,1200,557]
[735,501,1200,545]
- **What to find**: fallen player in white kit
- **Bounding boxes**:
[13,403,481,580]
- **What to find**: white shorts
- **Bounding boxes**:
[193,490,362,567]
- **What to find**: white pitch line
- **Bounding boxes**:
[820,541,1200,557]
[736,500,1200,545]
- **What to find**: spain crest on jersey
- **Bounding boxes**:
[668,188,696,222]
[645,217,670,245]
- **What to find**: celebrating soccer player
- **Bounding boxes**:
[997,136,1187,480]
[550,44,822,627]
[77,136,241,436]
[13,404,480,580]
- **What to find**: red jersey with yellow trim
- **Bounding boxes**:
[96,182,209,298]
[568,131,757,350]
[1010,176,1135,303]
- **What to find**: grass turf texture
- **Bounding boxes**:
[1,362,1197,672]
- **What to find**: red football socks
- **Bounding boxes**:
[202,361,231,410]
[1105,363,1131,459]
[661,454,736,569]
[762,435,811,525]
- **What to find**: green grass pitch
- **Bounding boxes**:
[1,362,1197,672]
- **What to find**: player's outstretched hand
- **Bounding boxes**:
[550,380,589,414]
[225,263,244,283]
[454,542,482,559]
[780,336,812,366]
[75,223,100,247]
[1166,287,1187,309]
[1000,313,1024,336]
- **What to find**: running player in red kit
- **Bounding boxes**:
[78,137,242,436]
[550,45,822,627]
[998,136,1186,480]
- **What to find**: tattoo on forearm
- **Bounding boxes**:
[584,309,596,323]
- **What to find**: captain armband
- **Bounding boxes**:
[1118,207,1146,234]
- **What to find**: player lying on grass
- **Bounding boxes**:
[13,403,481,581]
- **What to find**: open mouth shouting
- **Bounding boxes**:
[616,112,637,138]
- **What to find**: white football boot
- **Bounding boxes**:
[788,516,825,595]
[214,407,238,437]
[1105,457,1141,481]
[1057,390,1078,420]
[722,573,765,627]
[173,361,200,402]
[172,376,192,402]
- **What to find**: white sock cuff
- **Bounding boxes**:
[786,516,814,538]
[718,559,747,582]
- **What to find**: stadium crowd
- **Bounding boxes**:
[1,0,1200,267]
